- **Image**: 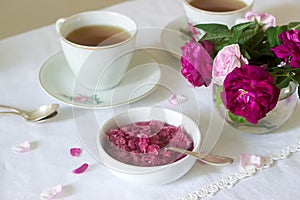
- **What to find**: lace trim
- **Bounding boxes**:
[180,141,300,200]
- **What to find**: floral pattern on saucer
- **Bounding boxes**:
[60,94,102,105]
[39,50,161,109]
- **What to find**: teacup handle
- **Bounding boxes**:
[55,18,65,34]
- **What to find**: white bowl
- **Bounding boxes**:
[96,107,201,185]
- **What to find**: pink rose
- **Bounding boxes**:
[212,44,247,85]
[245,11,276,31]
[181,39,212,87]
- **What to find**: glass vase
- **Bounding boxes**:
[213,82,298,134]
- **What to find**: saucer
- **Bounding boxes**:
[161,16,191,58]
[39,50,161,109]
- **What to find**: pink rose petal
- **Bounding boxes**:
[181,38,213,87]
[245,11,276,31]
[40,184,62,200]
[212,44,246,85]
[70,147,81,157]
[11,141,31,153]
[240,153,262,170]
[72,163,89,174]
[168,93,187,105]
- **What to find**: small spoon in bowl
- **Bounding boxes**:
[0,104,59,122]
[167,147,233,166]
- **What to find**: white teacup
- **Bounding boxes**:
[182,0,254,39]
[56,11,137,90]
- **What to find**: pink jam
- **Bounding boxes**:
[104,120,194,167]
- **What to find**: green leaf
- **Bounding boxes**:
[288,22,300,30]
[201,31,232,41]
[276,76,291,89]
[231,21,256,32]
[238,29,256,44]
[229,30,243,44]
[228,112,247,123]
[230,22,261,45]
[241,49,251,59]
[195,23,232,45]
[292,69,300,83]
[266,25,288,47]
[195,23,229,33]
[214,39,228,47]
[252,30,266,47]
[266,27,278,47]
[215,85,223,107]
[298,85,300,99]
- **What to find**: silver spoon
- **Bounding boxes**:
[0,104,59,122]
[167,147,234,166]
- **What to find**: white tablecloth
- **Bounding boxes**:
[1,0,300,199]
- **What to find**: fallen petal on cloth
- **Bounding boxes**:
[168,93,187,105]
[11,141,31,153]
[240,153,262,170]
[40,184,62,200]
[70,147,81,157]
[72,163,89,174]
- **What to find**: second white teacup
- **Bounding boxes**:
[56,11,137,91]
[182,0,254,39]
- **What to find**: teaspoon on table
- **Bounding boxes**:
[0,104,59,122]
[167,147,234,166]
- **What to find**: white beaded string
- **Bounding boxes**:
[180,141,300,200]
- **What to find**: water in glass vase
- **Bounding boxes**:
[213,82,298,134]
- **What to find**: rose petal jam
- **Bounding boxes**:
[104,120,194,167]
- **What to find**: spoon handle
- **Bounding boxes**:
[0,111,20,115]
[0,105,21,114]
[167,147,201,157]
[167,147,234,166]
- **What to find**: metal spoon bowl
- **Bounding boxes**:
[34,110,58,123]
[0,103,59,122]
[167,147,234,166]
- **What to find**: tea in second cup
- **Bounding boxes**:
[182,0,254,39]
[56,11,137,90]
